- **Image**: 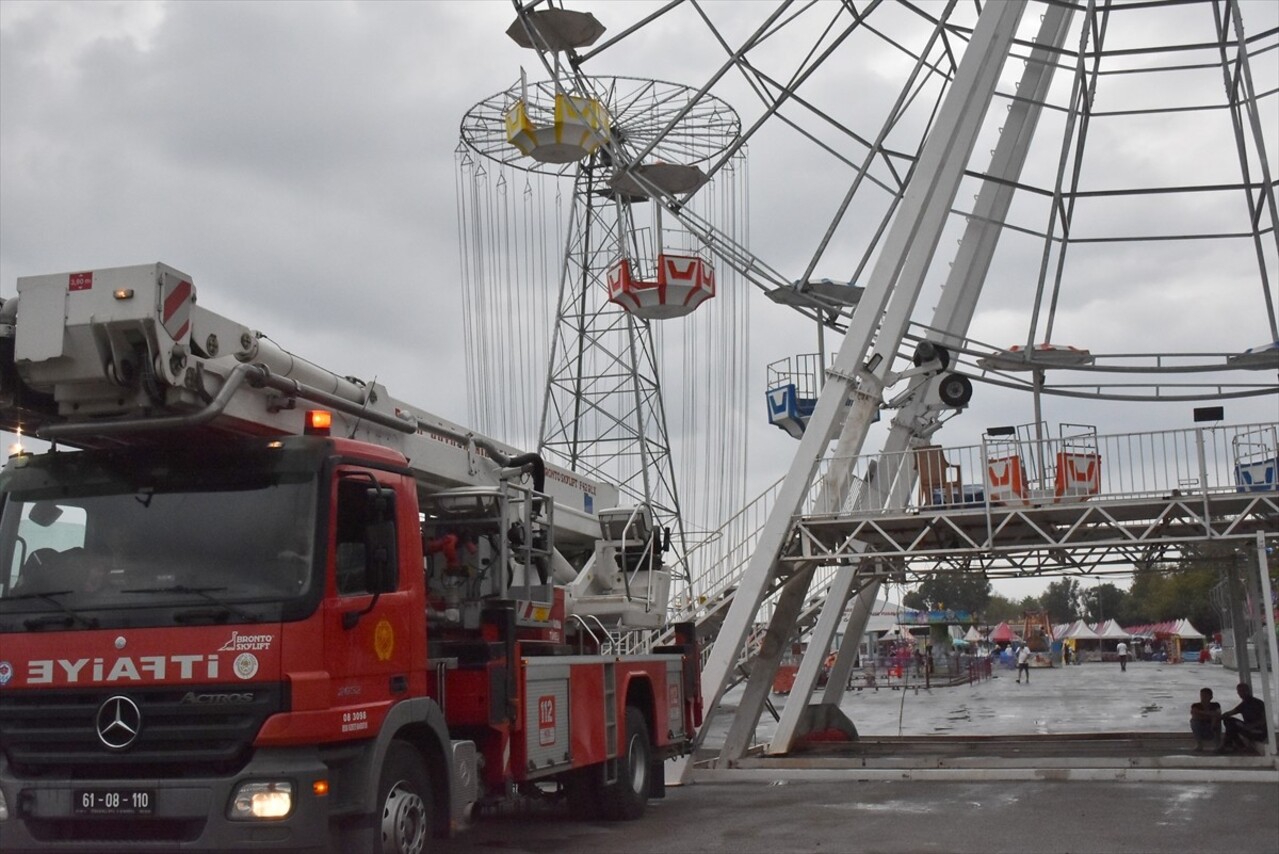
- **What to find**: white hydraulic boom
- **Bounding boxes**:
[0,262,671,628]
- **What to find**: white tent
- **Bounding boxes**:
[1066,620,1102,640]
[1061,620,1102,662]
[963,625,983,643]
[1171,618,1205,640]
[1094,619,1130,640]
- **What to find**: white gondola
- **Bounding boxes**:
[607,254,715,320]
[505,93,610,164]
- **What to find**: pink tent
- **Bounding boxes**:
[988,621,1019,643]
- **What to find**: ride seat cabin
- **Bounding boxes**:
[916,445,962,506]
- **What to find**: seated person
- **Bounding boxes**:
[1189,687,1221,751]
[1219,682,1268,754]
[55,549,113,596]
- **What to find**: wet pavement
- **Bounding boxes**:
[443,662,1279,854]
[758,658,1267,739]
[844,662,1180,737]
[446,778,1279,854]
[693,658,1278,777]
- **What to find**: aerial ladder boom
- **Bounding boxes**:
[0,262,669,627]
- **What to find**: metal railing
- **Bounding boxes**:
[848,652,994,691]
[809,421,1278,518]
[635,421,1274,669]
[680,475,785,618]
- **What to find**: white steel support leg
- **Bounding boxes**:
[767,558,864,753]
[1252,531,1278,756]
[717,565,817,763]
[760,2,1074,756]
[698,1,1026,762]
[821,579,883,703]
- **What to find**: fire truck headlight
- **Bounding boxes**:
[0,786,9,821]
[228,781,293,820]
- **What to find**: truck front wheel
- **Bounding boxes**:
[599,706,651,820]
[377,741,432,854]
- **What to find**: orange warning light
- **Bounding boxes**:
[305,410,333,436]
[312,780,330,797]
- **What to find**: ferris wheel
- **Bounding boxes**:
[460,1,1277,609]
[474,0,1276,574]
[483,0,1279,764]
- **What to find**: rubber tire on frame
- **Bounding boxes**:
[376,741,433,854]
[937,372,973,408]
[598,706,652,821]
[913,341,951,371]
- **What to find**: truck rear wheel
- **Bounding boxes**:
[598,706,651,821]
[378,741,432,854]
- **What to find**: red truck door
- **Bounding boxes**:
[322,472,416,736]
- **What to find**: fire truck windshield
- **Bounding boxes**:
[0,440,325,630]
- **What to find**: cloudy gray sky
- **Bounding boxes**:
[2,1,1276,602]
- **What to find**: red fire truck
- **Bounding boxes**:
[0,263,700,852]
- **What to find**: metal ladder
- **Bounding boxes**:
[602,662,618,784]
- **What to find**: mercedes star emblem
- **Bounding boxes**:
[96,696,142,750]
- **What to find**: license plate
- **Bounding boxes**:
[73,788,155,816]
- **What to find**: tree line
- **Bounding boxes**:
[900,543,1276,636]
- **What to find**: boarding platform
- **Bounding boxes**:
[790,422,1278,575]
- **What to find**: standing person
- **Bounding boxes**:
[1016,644,1031,684]
[1219,682,1268,754]
[1189,687,1222,751]
[1116,640,1129,672]
[1063,645,1072,666]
